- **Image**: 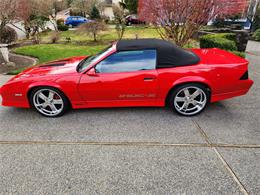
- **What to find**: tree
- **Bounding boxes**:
[28,0,67,31]
[0,0,29,43]
[121,0,138,14]
[78,21,106,41]
[90,5,101,19]
[71,0,98,17]
[253,5,260,31]
[113,4,126,40]
[139,0,249,47]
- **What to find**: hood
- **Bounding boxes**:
[19,56,87,77]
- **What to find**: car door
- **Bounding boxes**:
[79,50,159,103]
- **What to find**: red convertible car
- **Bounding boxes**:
[0,39,253,117]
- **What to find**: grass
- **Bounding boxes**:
[40,26,160,44]
[9,44,106,75]
[14,44,106,64]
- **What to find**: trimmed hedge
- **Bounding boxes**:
[229,50,246,58]
[200,33,237,51]
[253,29,260,41]
[200,33,245,58]
[57,24,69,31]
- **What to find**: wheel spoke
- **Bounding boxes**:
[180,102,189,111]
[35,103,44,107]
[191,90,200,98]
[184,89,190,97]
[38,92,47,101]
[175,97,185,102]
[53,99,63,105]
[49,104,58,112]
[48,91,54,100]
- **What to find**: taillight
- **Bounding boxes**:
[240,71,249,80]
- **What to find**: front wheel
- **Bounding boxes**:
[30,87,69,117]
[169,84,210,116]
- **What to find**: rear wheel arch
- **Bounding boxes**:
[165,82,212,106]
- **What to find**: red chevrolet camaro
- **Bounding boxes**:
[0,39,254,117]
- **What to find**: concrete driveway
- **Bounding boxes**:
[0,54,259,194]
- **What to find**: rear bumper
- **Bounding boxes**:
[211,79,254,102]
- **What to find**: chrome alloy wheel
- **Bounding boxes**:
[174,86,207,116]
[33,89,64,117]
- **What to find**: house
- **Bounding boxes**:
[56,8,71,20]
[102,0,121,19]
[55,0,121,20]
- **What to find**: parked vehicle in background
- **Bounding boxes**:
[65,16,92,27]
[125,15,145,26]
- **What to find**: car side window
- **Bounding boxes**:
[95,50,157,73]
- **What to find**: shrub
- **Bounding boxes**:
[78,21,107,41]
[253,29,260,41]
[0,26,17,44]
[229,51,245,58]
[57,19,65,25]
[213,18,225,28]
[200,33,237,51]
[50,31,60,43]
[58,23,69,31]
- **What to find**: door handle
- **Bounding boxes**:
[144,77,156,81]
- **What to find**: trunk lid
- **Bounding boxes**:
[191,48,248,66]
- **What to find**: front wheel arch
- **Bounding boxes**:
[27,86,72,108]
[165,82,211,107]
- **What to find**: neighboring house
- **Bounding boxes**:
[56,0,121,20]
[56,8,71,20]
[8,21,55,40]
[102,0,121,19]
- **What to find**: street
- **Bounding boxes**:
[0,53,259,194]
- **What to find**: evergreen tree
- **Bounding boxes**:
[90,6,101,20]
[123,0,138,14]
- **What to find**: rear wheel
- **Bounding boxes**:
[169,84,210,116]
[30,87,69,117]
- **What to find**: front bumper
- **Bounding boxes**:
[0,84,30,108]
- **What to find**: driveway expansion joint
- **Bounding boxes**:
[0,140,260,148]
[192,119,249,195]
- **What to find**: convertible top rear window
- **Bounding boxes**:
[117,39,200,68]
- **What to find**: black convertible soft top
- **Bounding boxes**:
[116,39,200,68]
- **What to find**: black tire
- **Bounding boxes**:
[29,87,70,117]
[169,83,210,116]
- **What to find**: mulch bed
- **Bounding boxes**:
[0,53,37,74]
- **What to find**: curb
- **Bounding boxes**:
[10,52,38,66]
[1,53,38,75]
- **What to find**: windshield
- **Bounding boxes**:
[77,45,114,72]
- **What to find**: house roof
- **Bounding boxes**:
[116,39,200,68]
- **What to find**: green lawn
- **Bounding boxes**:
[40,26,160,43]
[14,44,106,64]
[9,44,106,75]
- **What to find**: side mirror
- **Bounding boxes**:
[87,67,98,77]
